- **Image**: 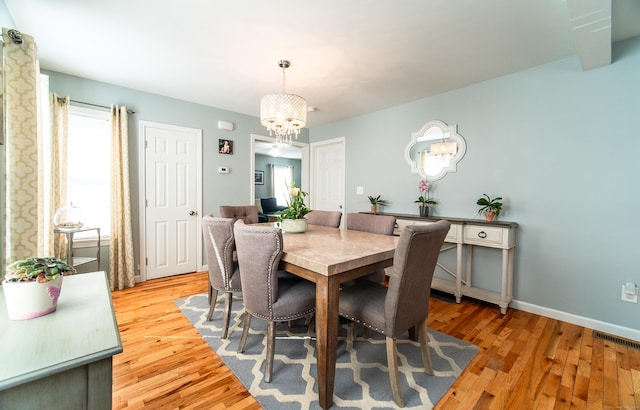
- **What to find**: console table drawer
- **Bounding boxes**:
[396,219,460,242]
[463,225,513,248]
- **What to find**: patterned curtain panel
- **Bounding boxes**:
[2,28,41,265]
[49,93,69,258]
[109,105,135,290]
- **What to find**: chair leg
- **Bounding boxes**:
[417,321,434,375]
[206,288,219,321]
[221,292,233,339]
[386,336,404,407]
[264,321,276,383]
[237,310,251,353]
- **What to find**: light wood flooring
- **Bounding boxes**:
[111,272,640,409]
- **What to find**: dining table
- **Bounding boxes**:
[276,223,398,409]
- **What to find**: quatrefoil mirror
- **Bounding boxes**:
[404,120,466,181]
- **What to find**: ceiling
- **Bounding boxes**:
[4,0,640,128]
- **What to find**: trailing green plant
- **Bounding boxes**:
[476,194,503,216]
[277,182,311,221]
[368,195,389,207]
[4,257,75,283]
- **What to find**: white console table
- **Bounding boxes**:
[0,271,122,409]
[367,212,518,314]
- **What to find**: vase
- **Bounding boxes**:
[419,205,429,217]
[281,218,308,233]
[484,211,496,222]
[370,205,377,214]
[2,276,63,320]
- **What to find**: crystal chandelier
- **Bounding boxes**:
[430,138,457,166]
[260,59,307,145]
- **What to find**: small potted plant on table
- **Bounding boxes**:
[415,180,437,217]
[2,257,76,320]
[476,194,503,222]
[367,195,388,214]
[277,182,311,233]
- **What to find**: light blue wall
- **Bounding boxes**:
[310,37,640,330]
[44,70,309,270]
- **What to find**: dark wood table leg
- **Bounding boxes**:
[315,274,340,410]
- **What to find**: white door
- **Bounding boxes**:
[310,137,345,222]
[141,122,202,280]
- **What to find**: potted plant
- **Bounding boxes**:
[414,180,437,217]
[476,194,503,222]
[2,257,75,320]
[277,182,311,233]
[367,195,388,214]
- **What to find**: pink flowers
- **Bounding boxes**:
[418,180,429,194]
[415,180,437,206]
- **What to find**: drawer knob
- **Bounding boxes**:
[478,231,487,239]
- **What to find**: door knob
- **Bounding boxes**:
[189,210,197,216]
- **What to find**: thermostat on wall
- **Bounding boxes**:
[218,166,230,174]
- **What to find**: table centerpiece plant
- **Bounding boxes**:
[414,179,437,217]
[2,256,76,320]
[276,182,311,233]
[367,195,388,214]
[476,193,503,222]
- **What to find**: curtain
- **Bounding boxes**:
[271,164,293,206]
[109,105,135,290]
[2,28,41,265]
[49,93,69,258]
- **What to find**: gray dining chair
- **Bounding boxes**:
[346,213,396,283]
[306,210,342,228]
[233,220,316,383]
[338,220,450,407]
[202,215,242,339]
[219,205,260,224]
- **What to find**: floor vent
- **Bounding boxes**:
[592,331,640,350]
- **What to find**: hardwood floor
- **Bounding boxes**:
[111,272,640,409]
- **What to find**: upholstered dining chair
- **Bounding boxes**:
[219,205,260,224]
[306,210,342,228]
[233,220,316,383]
[201,215,242,339]
[345,213,396,283]
[338,220,450,407]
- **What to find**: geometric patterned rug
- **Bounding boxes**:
[176,293,478,410]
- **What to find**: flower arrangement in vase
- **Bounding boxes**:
[2,257,76,320]
[276,182,311,233]
[414,180,437,217]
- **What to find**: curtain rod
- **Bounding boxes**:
[67,98,136,115]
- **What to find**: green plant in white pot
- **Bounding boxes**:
[276,182,311,233]
[2,257,75,320]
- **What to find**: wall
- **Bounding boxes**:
[254,154,302,200]
[310,37,640,333]
[44,70,309,273]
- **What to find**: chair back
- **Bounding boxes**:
[219,205,260,224]
[233,220,283,320]
[306,210,342,228]
[202,215,240,291]
[346,213,396,235]
[385,220,450,337]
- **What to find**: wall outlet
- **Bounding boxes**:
[621,283,638,303]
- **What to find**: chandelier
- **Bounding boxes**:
[260,59,307,145]
[430,138,457,166]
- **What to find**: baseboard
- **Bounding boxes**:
[511,299,640,342]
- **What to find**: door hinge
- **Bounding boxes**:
[145,257,148,266]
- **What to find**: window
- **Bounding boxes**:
[272,165,293,206]
[67,106,111,240]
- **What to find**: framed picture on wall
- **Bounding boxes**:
[219,139,233,154]
[255,170,264,185]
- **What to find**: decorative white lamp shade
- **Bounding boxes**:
[260,60,307,145]
[430,140,457,158]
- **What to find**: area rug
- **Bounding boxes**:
[176,293,478,409]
